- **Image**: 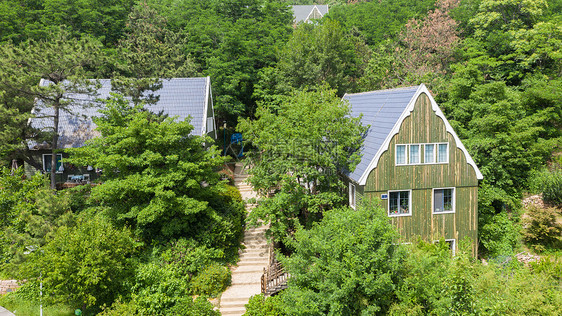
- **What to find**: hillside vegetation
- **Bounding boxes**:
[0,0,561,314]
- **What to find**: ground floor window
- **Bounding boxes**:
[349,183,356,209]
[433,188,455,213]
[388,190,411,216]
[42,154,63,173]
[434,239,456,255]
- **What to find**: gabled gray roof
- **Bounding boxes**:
[30,77,213,149]
[344,84,483,185]
[292,5,329,23]
[344,86,419,184]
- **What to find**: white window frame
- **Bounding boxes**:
[437,142,449,164]
[396,143,449,166]
[42,154,63,174]
[434,239,456,256]
[388,189,412,217]
[395,144,407,165]
[349,183,356,210]
[423,143,436,164]
[432,187,455,214]
[409,144,422,165]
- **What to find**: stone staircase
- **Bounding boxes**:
[219,163,269,316]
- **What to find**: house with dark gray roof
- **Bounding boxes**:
[291,5,329,24]
[344,84,482,255]
[26,77,217,186]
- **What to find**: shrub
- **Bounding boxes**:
[190,263,231,297]
[479,212,520,257]
[522,205,562,250]
[244,294,286,316]
[529,168,562,206]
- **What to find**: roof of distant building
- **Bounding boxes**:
[292,5,329,23]
[30,77,213,149]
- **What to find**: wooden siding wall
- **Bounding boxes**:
[363,93,479,254]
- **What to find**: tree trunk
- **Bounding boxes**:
[50,100,60,190]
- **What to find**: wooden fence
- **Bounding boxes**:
[261,245,289,296]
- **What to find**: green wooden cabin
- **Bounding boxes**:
[344,85,483,254]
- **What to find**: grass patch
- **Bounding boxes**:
[0,294,75,316]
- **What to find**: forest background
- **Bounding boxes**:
[0,0,561,314]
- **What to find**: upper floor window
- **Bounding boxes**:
[389,190,411,217]
[438,143,448,163]
[395,143,448,165]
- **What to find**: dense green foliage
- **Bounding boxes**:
[530,167,562,206]
[1,0,562,312]
[238,86,366,241]
[0,93,244,312]
[256,20,369,99]
[21,215,138,309]
[67,94,231,241]
[277,204,405,315]
[248,225,562,315]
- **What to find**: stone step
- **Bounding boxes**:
[231,280,261,286]
[220,301,247,308]
[236,260,269,266]
[221,296,251,303]
[220,307,246,315]
[231,268,264,274]
[239,253,267,259]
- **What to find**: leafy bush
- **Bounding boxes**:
[190,263,231,297]
[159,238,224,278]
[530,256,562,281]
[479,212,520,257]
[129,262,190,314]
[278,203,405,315]
[529,168,562,206]
[19,215,138,309]
[523,205,562,250]
[244,294,286,316]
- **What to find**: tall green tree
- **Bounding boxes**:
[257,19,368,100]
[238,85,366,241]
[0,0,136,46]
[277,204,405,315]
[21,214,138,310]
[147,0,293,124]
[112,2,198,105]
[67,94,228,241]
[0,27,103,189]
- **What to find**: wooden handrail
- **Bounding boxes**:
[261,258,290,296]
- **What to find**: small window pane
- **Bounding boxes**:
[43,154,63,173]
[443,189,453,212]
[389,191,410,215]
[438,144,448,163]
[424,144,435,163]
[434,188,453,213]
[389,192,399,214]
[349,184,356,209]
[396,145,406,165]
[410,145,420,164]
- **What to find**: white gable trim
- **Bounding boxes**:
[357,84,483,185]
[201,76,217,138]
[305,5,323,22]
[208,77,217,139]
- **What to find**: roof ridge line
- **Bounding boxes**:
[345,85,420,96]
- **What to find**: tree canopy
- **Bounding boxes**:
[238,85,366,241]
